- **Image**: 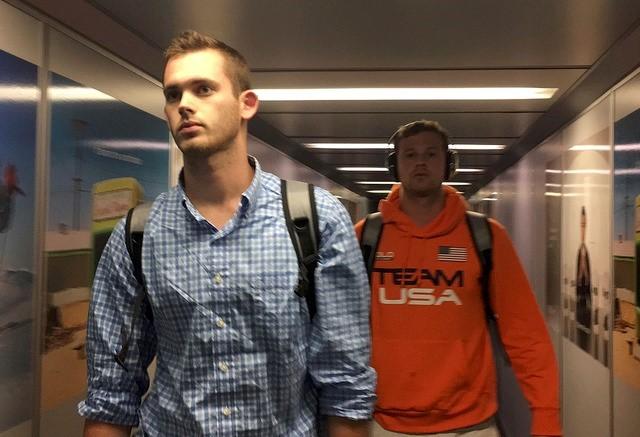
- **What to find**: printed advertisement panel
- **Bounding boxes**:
[42,72,169,412]
[561,104,612,368]
[0,48,37,433]
[613,79,640,390]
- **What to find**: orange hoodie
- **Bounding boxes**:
[355,185,561,436]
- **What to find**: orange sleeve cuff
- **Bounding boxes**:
[531,408,562,436]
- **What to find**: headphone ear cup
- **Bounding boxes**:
[445,150,459,180]
[386,151,398,180]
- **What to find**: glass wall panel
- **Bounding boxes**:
[0,46,38,437]
[545,153,562,356]
[612,71,640,437]
[40,30,170,437]
[41,72,168,412]
[0,3,41,435]
[561,97,612,437]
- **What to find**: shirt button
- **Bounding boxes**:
[222,407,232,417]
[218,362,229,373]
[214,273,223,284]
[216,318,226,328]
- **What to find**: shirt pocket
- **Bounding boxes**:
[247,271,309,361]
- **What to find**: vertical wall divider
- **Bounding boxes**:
[32,22,50,437]
[608,90,615,437]
[558,131,565,430]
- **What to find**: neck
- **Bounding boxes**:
[182,144,253,208]
[399,186,445,227]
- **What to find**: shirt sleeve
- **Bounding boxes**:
[77,219,157,426]
[489,220,562,436]
[307,190,377,420]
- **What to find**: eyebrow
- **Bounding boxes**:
[163,77,219,91]
[404,144,441,151]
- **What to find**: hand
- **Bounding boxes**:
[327,416,370,437]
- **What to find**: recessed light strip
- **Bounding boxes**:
[305,143,505,151]
[255,87,557,101]
[339,167,484,173]
[455,168,485,173]
[337,167,388,172]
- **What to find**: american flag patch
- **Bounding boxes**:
[438,246,467,262]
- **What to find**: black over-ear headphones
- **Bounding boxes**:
[385,122,458,181]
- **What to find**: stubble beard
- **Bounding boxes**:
[403,179,442,200]
[175,121,240,161]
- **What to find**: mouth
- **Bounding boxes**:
[179,121,203,133]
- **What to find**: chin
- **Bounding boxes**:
[406,183,441,197]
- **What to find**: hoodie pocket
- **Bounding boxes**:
[373,338,472,414]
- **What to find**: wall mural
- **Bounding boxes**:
[561,130,612,368]
[0,48,37,432]
[613,101,640,390]
[42,73,169,412]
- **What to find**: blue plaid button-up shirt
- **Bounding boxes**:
[78,158,376,436]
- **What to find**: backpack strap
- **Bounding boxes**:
[359,212,384,279]
[281,180,320,319]
[116,202,152,370]
[465,210,494,321]
[124,202,152,286]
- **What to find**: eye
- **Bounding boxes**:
[164,89,180,103]
[197,84,213,95]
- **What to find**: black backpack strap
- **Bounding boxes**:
[359,212,384,279]
[124,202,152,286]
[281,180,319,319]
[116,202,152,370]
[465,210,494,320]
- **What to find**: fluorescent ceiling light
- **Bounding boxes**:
[0,85,116,102]
[615,168,640,176]
[455,168,485,173]
[254,87,557,101]
[337,167,388,172]
[615,143,640,151]
[563,183,609,188]
[564,169,609,175]
[305,143,505,151]
[545,169,608,175]
[0,85,39,101]
[87,140,169,150]
[545,192,582,197]
[306,143,392,150]
[356,181,471,187]
[367,190,392,194]
[449,144,506,151]
[545,183,562,188]
[50,86,115,102]
[569,145,609,151]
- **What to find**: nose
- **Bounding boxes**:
[178,92,195,117]
[414,152,431,163]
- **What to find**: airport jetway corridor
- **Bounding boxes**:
[1,1,640,436]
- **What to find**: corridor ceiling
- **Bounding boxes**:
[14,0,640,199]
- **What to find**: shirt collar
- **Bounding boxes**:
[176,155,263,223]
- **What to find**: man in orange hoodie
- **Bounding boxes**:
[355,120,561,437]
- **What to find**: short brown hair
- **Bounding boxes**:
[389,120,450,151]
[164,30,251,95]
